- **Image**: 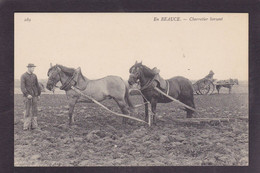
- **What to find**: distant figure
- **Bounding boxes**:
[20,63,41,130]
[204,70,214,80]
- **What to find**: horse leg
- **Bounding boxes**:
[216,85,220,94]
[114,98,129,124]
[180,97,195,118]
[186,108,193,118]
[68,98,77,125]
[229,86,232,94]
[151,98,157,125]
[124,87,135,113]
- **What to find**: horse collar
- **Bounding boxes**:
[60,70,79,91]
[140,75,156,91]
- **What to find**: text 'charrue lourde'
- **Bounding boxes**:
[153,16,223,22]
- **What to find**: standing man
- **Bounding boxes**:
[20,63,41,130]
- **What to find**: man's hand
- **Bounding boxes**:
[27,95,32,99]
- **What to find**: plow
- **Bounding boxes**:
[72,86,198,126]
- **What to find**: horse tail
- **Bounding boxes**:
[124,81,134,110]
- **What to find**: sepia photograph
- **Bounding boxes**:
[14,13,248,166]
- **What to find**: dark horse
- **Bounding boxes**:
[216,79,239,94]
[128,61,195,125]
[46,64,133,125]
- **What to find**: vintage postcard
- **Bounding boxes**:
[14,13,248,166]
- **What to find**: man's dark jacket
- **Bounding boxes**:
[20,72,41,97]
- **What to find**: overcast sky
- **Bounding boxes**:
[15,13,248,81]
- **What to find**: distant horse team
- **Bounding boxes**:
[215,79,239,94]
[46,62,238,126]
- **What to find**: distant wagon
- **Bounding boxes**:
[192,71,239,95]
[192,70,215,95]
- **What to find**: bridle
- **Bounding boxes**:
[130,65,156,91]
[48,66,79,91]
[48,66,62,89]
[129,66,142,85]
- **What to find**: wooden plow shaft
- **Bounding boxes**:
[154,87,197,113]
[133,103,146,108]
[133,103,153,113]
[71,86,148,125]
[130,89,155,126]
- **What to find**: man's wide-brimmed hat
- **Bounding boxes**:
[27,63,36,68]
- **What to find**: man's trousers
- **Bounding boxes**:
[23,97,38,130]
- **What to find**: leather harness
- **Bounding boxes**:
[139,74,170,95]
[59,69,80,91]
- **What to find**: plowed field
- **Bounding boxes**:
[14,85,248,166]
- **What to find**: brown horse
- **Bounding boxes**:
[46,64,133,125]
[128,61,195,125]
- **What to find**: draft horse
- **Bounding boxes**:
[46,64,133,125]
[128,61,195,125]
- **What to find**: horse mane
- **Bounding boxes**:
[56,64,76,77]
[141,65,157,77]
[47,64,76,77]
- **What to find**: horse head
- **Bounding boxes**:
[128,61,158,86]
[128,61,144,86]
[47,63,80,91]
[46,64,62,91]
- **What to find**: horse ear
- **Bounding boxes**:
[140,61,142,65]
[135,61,137,65]
[50,63,52,67]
